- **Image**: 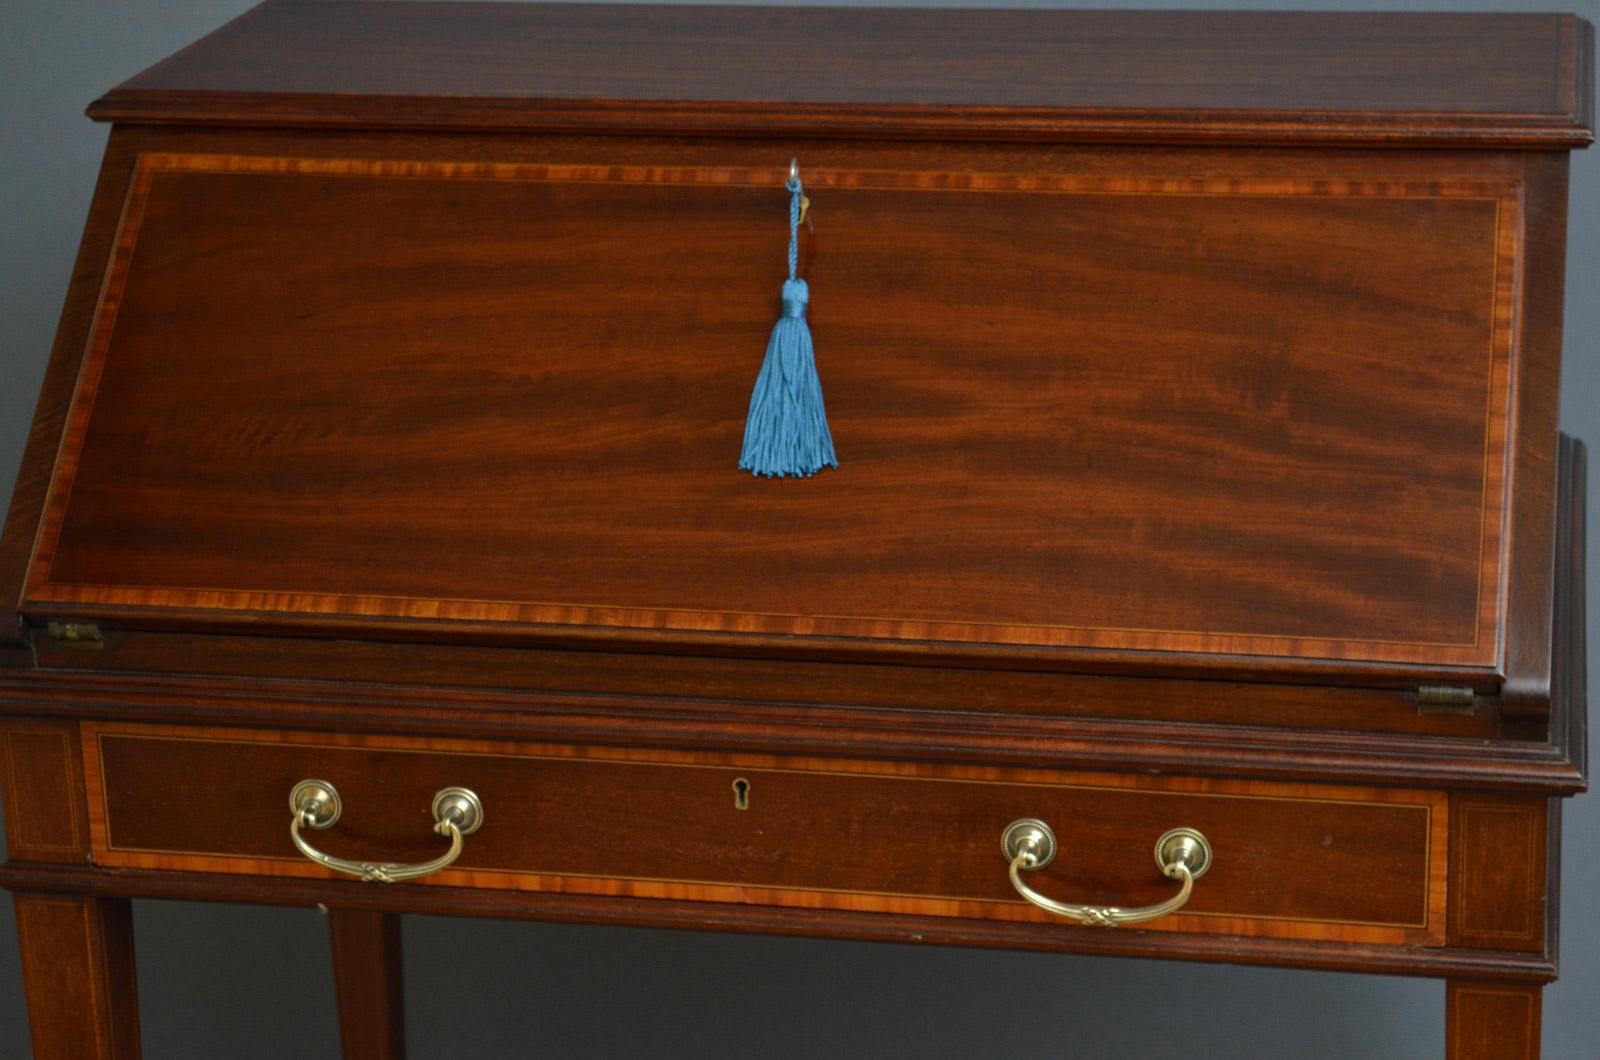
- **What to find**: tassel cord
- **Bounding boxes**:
[737,166,837,478]
[786,173,801,282]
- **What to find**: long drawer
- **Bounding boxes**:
[81,722,1446,945]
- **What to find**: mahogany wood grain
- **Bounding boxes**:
[28,630,1501,738]
[1447,795,1549,954]
[328,909,405,1060]
[0,125,1570,701]
[0,718,89,863]
[24,150,1519,676]
[1500,155,1571,716]
[1,427,1587,798]
[1544,797,1563,972]
[1551,437,1588,778]
[79,721,1449,946]
[86,3,1594,148]
[1447,979,1543,1060]
[0,6,1586,1057]
[1,859,1563,986]
[0,128,143,646]
[11,893,140,1059]
[0,665,1584,793]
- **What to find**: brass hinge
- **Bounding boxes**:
[45,620,103,648]
[1417,684,1476,715]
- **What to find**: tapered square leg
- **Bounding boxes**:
[329,908,406,1060]
[13,893,140,1059]
[1446,979,1542,1060]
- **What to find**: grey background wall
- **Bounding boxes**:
[1,0,1595,1055]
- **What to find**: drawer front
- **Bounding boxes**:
[26,142,1519,676]
[82,722,1446,945]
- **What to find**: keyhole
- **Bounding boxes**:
[731,777,751,811]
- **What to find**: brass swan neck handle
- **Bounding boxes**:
[289,779,483,884]
[1001,819,1212,928]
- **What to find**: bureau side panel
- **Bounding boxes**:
[0,717,90,863]
[1500,154,1571,714]
[0,130,144,644]
[1447,793,1551,953]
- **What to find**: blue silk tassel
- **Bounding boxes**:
[738,171,837,478]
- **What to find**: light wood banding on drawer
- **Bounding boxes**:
[82,722,1447,945]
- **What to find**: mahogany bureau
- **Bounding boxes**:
[0,3,1592,1056]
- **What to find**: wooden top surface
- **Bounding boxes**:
[89,2,1595,146]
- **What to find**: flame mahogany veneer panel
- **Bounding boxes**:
[27,153,1516,669]
[82,723,1448,946]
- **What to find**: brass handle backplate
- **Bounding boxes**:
[289,779,483,884]
[1001,818,1212,928]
